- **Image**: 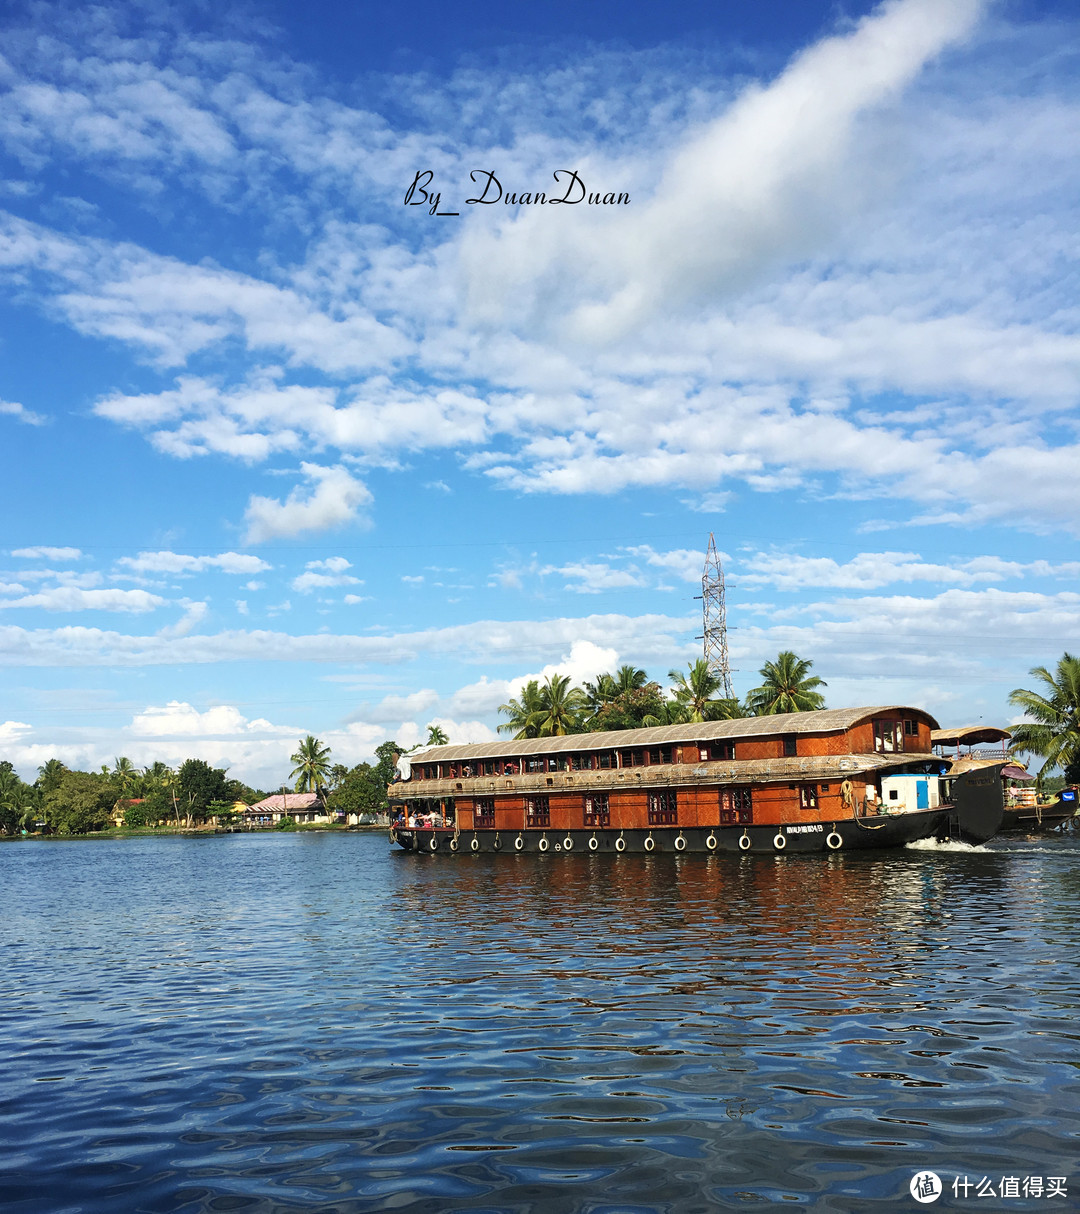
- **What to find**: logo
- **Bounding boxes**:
[910,1172,942,1203]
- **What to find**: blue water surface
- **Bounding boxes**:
[2,831,1079,1212]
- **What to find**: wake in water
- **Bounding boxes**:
[905,837,990,853]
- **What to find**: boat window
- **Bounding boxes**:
[904,719,919,736]
[525,756,545,773]
[782,735,797,757]
[597,752,614,769]
[484,760,495,776]
[647,790,678,825]
[584,793,610,827]
[719,786,752,825]
[709,742,735,761]
[474,797,495,827]
[570,753,593,771]
[647,746,673,765]
[621,749,645,767]
[525,795,550,827]
[873,719,903,753]
[799,785,818,810]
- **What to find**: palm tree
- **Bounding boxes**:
[745,651,827,715]
[112,756,139,799]
[498,679,546,738]
[668,658,738,722]
[1008,653,1080,784]
[533,673,588,737]
[36,758,67,796]
[612,665,649,696]
[642,699,693,727]
[290,735,333,794]
[426,724,449,747]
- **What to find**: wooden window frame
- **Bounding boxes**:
[647,789,678,826]
[525,795,550,827]
[583,792,610,827]
[474,797,495,828]
[719,786,753,825]
[799,785,819,810]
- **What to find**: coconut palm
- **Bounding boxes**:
[498,679,546,738]
[533,673,588,737]
[290,735,333,794]
[668,658,741,722]
[426,724,449,747]
[112,756,140,799]
[745,651,827,715]
[1008,652,1080,784]
[36,758,67,796]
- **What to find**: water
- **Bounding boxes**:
[2,832,1079,1212]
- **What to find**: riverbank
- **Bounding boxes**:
[1,822,388,841]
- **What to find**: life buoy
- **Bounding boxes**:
[644,835,655,852]
[739,833,752,851]
[826,831,843,850]
[429,835,439,852]
[615,836,626,852]
[449,837,459,852]
[514,834,524,851]
[674,834,687,851]
[538,836,549,853]
[588,835,599,851]
[705,833,717,851]
[470,836,480,852]
[563,836,573,851]
[773,833,786,850]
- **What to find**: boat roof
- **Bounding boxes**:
[410,705,939,763]
[931,725,1011,746]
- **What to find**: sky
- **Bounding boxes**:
[1,0,1078,790]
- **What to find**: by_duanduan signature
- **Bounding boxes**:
[404,169,630,216]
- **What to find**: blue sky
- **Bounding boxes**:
[2,0,1078,788]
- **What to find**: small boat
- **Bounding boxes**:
[388,706,1005,856]
[932,726,1079,835]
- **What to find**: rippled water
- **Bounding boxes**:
[2,832,1080,1212]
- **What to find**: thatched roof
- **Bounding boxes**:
[410,706,939,764]
[391,749,948,800]
[932,725,1011,747]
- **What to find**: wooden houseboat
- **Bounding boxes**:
[933,725,1079,834]
[388,706,1005,855]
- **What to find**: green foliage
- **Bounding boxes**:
[36,758,67,797]
[177,759,228,822]
[586,682,666,731]
[327,762,385,817]
[1009,653,1080,783]
[208,800,241,826]
[668,659,730,722]
[498,680,545,738]
[373,741,402,796]
[121,799,151,828]
[0,763,39,834]
[290,734,332,793]
[426,724,449,747]
[744,652,827,715]
[532,673,588,736]
[275,815,298,831]
[45,770,115,834]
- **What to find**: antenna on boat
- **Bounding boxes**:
[699,533,734,699]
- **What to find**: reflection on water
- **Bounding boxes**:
[2,833,1079,1211]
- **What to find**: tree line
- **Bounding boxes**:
[495,651,827,739]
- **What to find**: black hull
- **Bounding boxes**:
[392,811,956,857]
[999,806,1077,834]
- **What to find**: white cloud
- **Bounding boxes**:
[291,556,362,593]
[0,587,165,612]
[0,720,33,743]
[244,463,372,543]
[541,561,648,594]
[11,546,82,561]
[0,399,46,425]
[130,701,296,738]
[117,551,272,575]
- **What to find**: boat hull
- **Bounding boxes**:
[391,811,953,856]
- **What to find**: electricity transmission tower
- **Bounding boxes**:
[698,533,733,699]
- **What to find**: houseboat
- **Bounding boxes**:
[933,725,1079,834]
[388,706,1005,855]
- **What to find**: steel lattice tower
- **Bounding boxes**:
[699,533,733,699]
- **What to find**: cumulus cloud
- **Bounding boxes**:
[243,463,372,543]
[0,587,165,612]
[117,551,272,575]
[130,701,296,737]
[291,556,362,593]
